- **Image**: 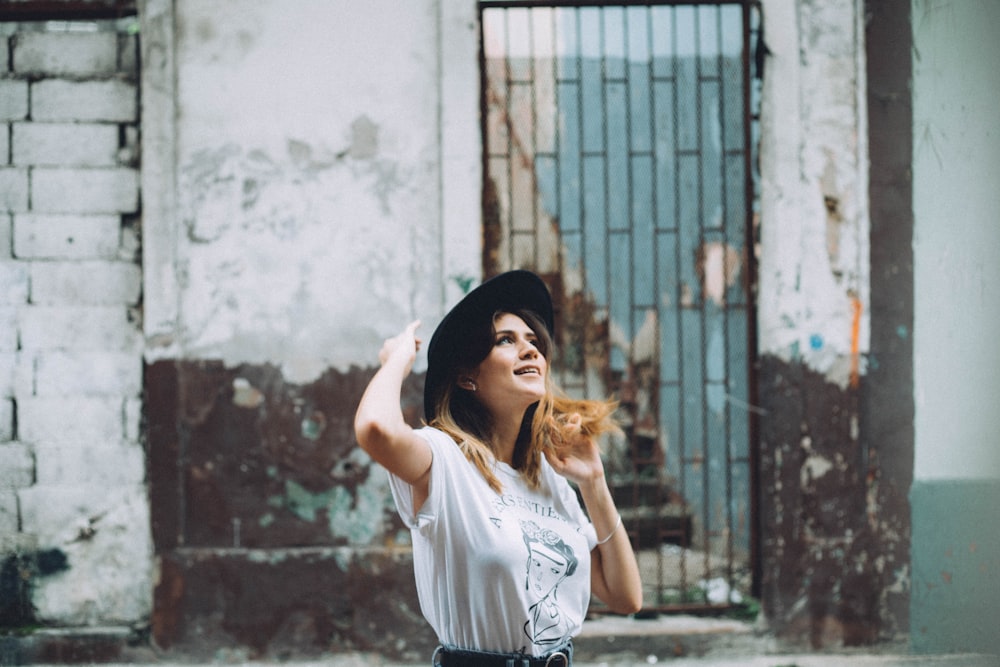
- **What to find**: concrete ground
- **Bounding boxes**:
[8,616,998,667]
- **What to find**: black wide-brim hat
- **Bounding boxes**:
[423,270,554,421]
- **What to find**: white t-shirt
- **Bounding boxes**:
[388,426,598,655]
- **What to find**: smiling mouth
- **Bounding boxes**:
[515,367,540,376]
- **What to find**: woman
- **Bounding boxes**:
[354,270,642,667]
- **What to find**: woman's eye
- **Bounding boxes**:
[496,335,514,345]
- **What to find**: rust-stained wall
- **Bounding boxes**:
[146,359,433,658]
[757,356,909,645]
[753,0,910,646]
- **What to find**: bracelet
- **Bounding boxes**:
[595,514,622,545]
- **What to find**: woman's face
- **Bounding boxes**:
[469,312,547,418]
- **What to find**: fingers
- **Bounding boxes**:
[378,320,423,365]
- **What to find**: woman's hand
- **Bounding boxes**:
[378,320,421,375]
[546,413,643,614]
[543,413,606,485]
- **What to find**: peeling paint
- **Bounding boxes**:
[231,377,264,408]
[697,241,743,307]
[759,354,909,645]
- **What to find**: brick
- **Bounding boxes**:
[18,396,124,444]
[0,80,29,121]
[34,440,143,486]
[32,79,137,123]
[14,213,121,259]
[0,351,33,399]
[0,442,34,488]
[0,167,29,212]
[31,167,138,214]
[0,128,8,167]
[119,33,139,79]
[0,491,18,534]
[0,353,12,397]
[12,122,120,167]
[0,36,8,72]
[29,260,141,305]
[34,351,141,397]
[0,214,10,258]
[0,398,12,440]
[12,32,117,77]
[18,305,140,351]
[0,261,29,304]
[0,307,15,351]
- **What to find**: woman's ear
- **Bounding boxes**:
[458,376,478,392]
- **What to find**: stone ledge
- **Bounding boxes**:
[0,626,156,666]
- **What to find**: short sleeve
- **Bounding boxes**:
[386,426,452,530]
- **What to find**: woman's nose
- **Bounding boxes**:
[519,342,538,358]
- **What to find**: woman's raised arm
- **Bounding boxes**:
[354,320,433,498]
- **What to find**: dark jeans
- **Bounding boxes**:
[432,640,572,667]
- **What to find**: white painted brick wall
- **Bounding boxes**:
[12,32,118,77]
[14,213,122,260]
[29,261,142,305]
[2,22,149,622]
[32,168,139,214]
[32,80,137,123]
[13,122,120,167]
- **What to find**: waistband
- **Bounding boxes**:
[432,640,572,667]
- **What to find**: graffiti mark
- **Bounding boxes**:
[850,294,863,388]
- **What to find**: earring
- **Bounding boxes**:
[469,382,478,392]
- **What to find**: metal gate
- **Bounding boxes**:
[480,0,760,613]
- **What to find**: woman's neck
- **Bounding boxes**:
[490,412,526,465]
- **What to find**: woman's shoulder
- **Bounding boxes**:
[414,425,463,456]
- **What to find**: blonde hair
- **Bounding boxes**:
[427,309,618,492]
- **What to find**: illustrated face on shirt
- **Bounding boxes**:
[521,520,578,602]
[527,543,570,598]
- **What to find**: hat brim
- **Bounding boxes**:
[423,270,554,421]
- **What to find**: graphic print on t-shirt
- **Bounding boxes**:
[520,519,578,647]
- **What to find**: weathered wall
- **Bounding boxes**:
[755,0,910,646]
[909,0,1000,654]
[0,21,151,626]
[4,0,976,657]
[139,0,479,658]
